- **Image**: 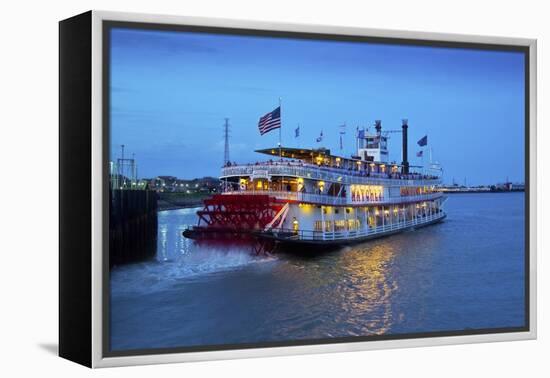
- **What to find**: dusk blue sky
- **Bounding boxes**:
[109,28,525,185]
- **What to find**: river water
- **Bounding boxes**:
[109,192,526,352]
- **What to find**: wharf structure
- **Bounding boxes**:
[109,154,158,265]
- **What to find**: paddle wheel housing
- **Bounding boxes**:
[196,194,285,231]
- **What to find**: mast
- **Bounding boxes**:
[131,153,136,185]
[223,118,230,166]
[339,122,346,154]
[355,126,359,155]
[223,118,230,192]
[278,97,282,161]
[120,144,125,188]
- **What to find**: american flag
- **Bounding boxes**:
[258,107,281,135]
[417,150,423,157]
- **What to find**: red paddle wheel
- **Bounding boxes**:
[197,194,284,230]
[182,194,286,254]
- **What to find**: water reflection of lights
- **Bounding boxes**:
[337,243,397,335]
[272,241,399,337]
[158,223,168,261]
[157,210,196,262]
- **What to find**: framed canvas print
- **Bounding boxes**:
[59,10,537,368]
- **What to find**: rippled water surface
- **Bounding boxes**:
[110,193,526,351]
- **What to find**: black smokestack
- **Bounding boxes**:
[375,120,382,135]
[402,119,409,174]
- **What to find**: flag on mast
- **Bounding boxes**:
[257,107,281,135]
[295,125,300,138]
[339,123,346,151]
[316,131,323,143]
[416,150,424,157]
[339,123,346,134]
[417,135,428,146]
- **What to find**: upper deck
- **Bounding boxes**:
[221,160,441,187]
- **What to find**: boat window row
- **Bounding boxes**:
[312,202,443,232]
[223,159,439,181]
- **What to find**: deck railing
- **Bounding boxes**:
[270,211,446,242]
[222,190,443,206]
[221,162,441,186]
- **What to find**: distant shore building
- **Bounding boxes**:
[438,182,524,193]
[494,182,525,192]
[143,176,220,193]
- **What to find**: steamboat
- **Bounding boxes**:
[183,119,446,251]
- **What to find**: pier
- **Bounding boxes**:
[109,189,158,266]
